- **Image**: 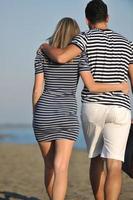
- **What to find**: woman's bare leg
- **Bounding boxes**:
[90,156,106,200]
[39,141,55,200]
[52,139,75,200]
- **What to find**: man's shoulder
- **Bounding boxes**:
[78,29,133,47]
[111,30,131,44]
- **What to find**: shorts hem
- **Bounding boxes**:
[101,154,124,162]
[88,152,101,159]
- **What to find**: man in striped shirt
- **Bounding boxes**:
[41,0,133,199]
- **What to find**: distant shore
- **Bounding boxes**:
[0,143,133,200]
[0,123,32,130]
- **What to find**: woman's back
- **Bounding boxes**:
[35,49,80,93]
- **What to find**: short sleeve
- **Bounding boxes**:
[34,48,44,74]
[70,32,87,52]
[129,41,133,64]
[79,53,90,72]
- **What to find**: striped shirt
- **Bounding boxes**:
[71,29,133,110]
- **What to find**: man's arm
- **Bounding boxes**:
[40,43,82,64]
[128,64,133,93]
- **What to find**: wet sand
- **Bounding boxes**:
[0,143,132,200]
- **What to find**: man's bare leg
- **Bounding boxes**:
[105,159,122,200]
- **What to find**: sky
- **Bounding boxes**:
[0,0,133,124]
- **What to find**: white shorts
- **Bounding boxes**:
[81,103,131,162]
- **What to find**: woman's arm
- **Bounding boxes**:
[32,48,45,111]
[80,71,129,94]
[32,73,44,110]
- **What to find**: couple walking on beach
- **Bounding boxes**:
[32,0,133,199]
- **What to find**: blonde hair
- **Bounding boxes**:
[48,17,80,48]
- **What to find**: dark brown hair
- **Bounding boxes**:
[85,0,108,24]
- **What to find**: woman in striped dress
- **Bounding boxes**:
[32,18,128,200]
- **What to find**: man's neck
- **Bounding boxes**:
[91,21,108,30]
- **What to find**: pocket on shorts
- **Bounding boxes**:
[108,106,131,125]
[81,103,106,125]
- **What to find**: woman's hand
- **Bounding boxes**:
[32,73,44,114]
[121,82,129,94]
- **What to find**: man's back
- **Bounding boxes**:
[72,28,133,109]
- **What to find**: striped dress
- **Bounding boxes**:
[33,49,80,142]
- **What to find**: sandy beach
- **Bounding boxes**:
[0,143,133,200]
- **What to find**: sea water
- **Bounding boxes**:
[0,127,86,149]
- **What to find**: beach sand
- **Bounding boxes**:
[0,143,132,200]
